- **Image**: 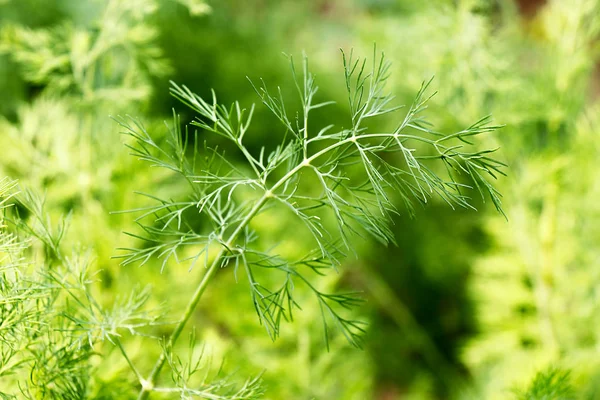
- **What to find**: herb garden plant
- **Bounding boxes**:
[0,44,505,398]
[115,48,505,398]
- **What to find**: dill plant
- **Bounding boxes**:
[0,180,100,398]
[114,47,505,398]
[1,184,262,398]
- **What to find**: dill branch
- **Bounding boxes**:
[119,47,505,399]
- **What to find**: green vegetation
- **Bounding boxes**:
[1,0,599,399]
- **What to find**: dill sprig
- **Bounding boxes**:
[115,46,505,399]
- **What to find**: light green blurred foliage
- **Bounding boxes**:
[513,368,575,400]
[353,0,600,397]
[0,178,139,398]
[1,0,170,103]
[468,2,600,398]
[0,0,172,327]
[0,0,171,231]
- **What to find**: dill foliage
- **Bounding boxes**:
[1,0,263,398]
[0,179,102,399]
[514,368,575,400]
[0,179,262,398]
[114,47,505,398]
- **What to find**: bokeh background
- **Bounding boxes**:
[1,0,600,398]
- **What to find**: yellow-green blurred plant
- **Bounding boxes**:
[0,178,263,399]
[513,368,576,400]
[358,0,600,397]
[0,0,172,262]
[466,2,600,397]
[0,180,155,398]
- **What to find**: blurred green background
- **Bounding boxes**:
[1,0,600,398]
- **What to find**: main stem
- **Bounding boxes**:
[137,195,269,399]
[137,131,386,399]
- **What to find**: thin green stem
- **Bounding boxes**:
[137,254,220,398]
[303,111,309,160]
[137,194,270,399]
[237,140,263,180]
[114,336,144,383]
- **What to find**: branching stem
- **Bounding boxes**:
[137,193,269,399]
[136,130,406,398]
[130,49,505,397]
